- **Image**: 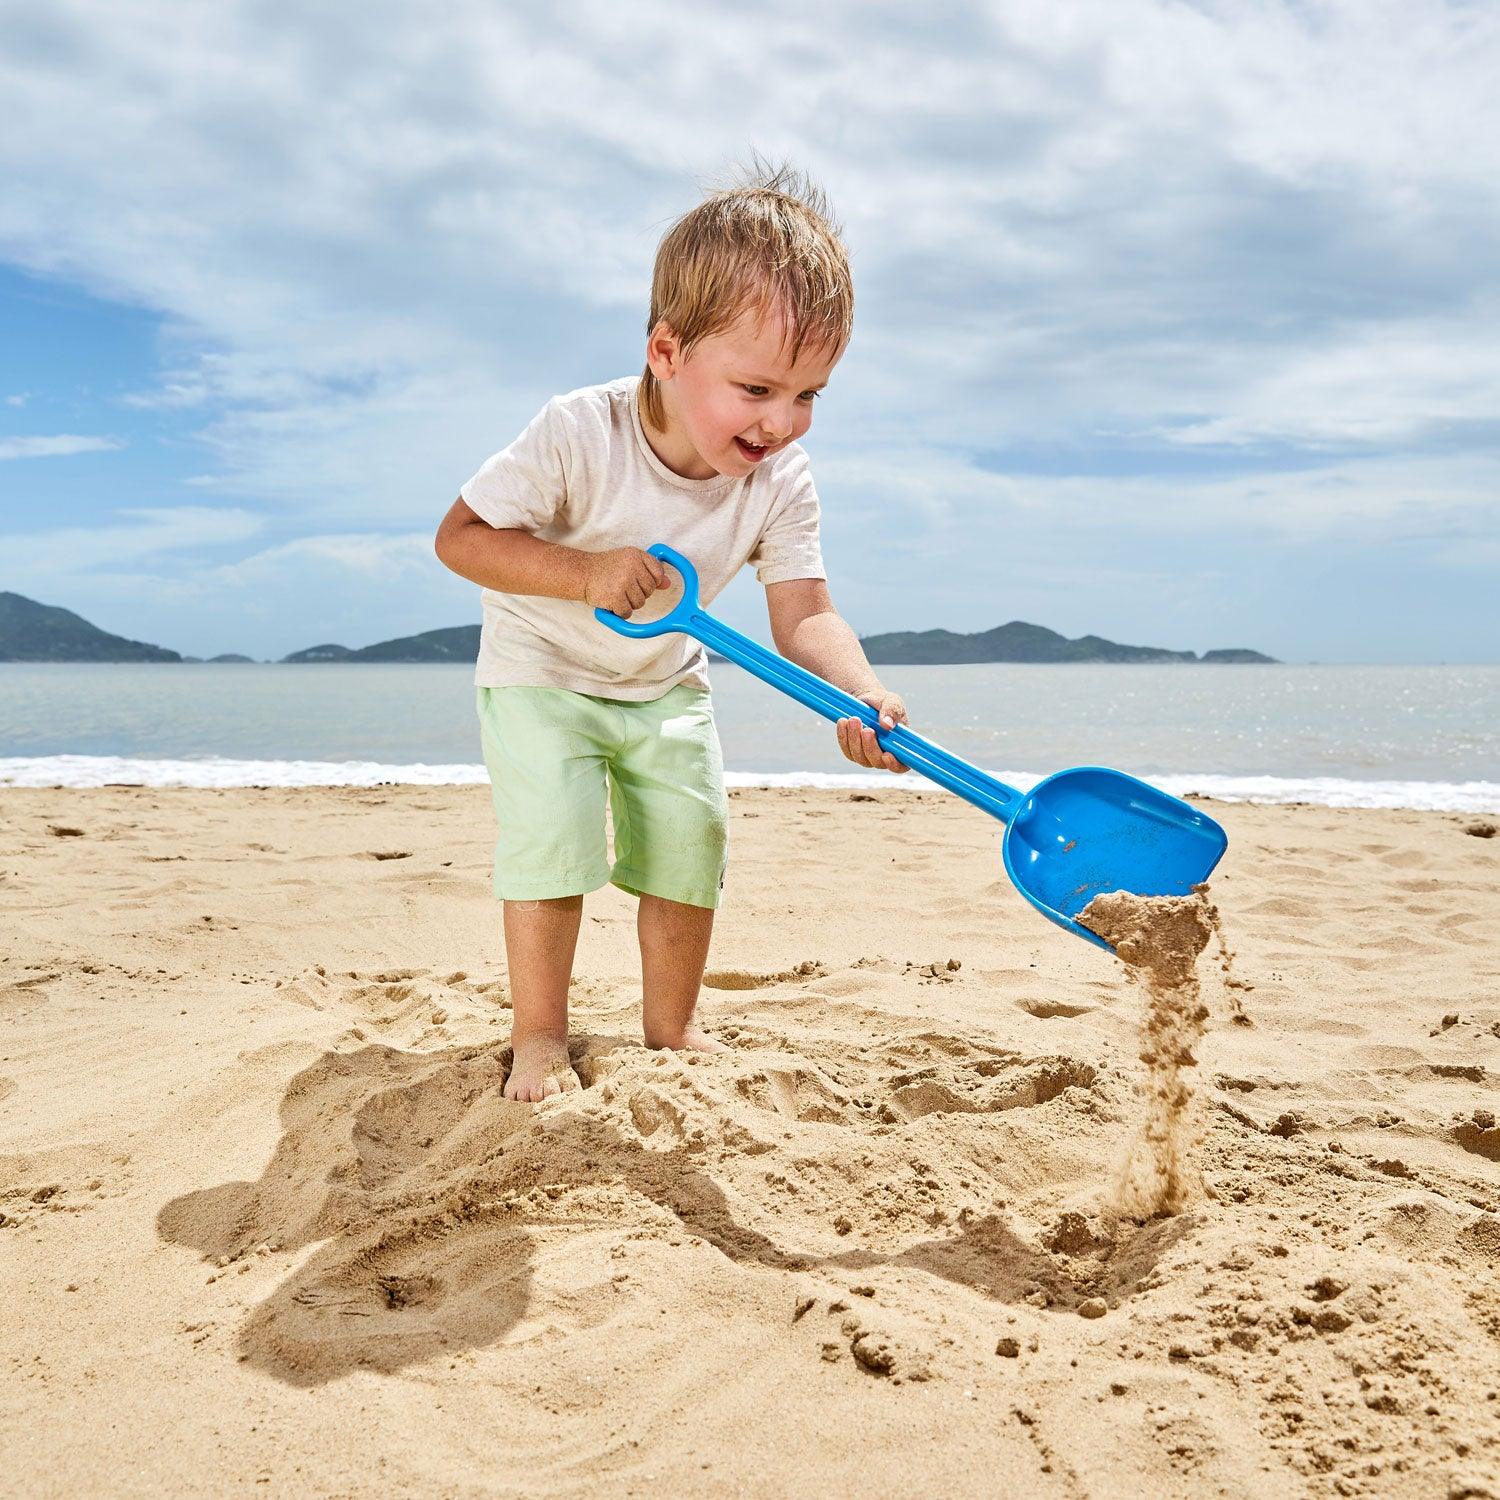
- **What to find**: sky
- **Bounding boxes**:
[2,0,1497,663]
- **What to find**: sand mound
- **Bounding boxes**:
[156,1014,1110,1386]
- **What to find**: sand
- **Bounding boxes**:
[1079,887,1222,1220]
[2,784,1499,1498]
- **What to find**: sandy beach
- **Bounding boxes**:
[2,783,1497,1498]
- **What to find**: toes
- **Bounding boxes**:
[540,1074,561,1100]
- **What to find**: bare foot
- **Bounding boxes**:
[644,1025,729,1054]
[504,1033,579,1102]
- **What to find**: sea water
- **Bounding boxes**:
[0,661,1496,812]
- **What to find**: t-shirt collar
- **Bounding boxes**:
[629,377,741,492]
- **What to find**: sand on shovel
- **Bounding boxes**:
[1079,884,1246,1219]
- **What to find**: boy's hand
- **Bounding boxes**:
[583,547,671,617]
[836,690,910,774]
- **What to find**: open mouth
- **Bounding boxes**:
[735,437,769,461]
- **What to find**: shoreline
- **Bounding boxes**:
[3,754,1499,812]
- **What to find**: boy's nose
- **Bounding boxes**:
[765,400,804,443]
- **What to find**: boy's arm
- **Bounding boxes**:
[765,577,909,774]
[766,577,879,695]
[434,498,667,615]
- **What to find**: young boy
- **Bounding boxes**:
[434,164,909,1102]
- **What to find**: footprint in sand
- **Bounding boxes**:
[273,966,509,1042]
[733,1060,853,1124]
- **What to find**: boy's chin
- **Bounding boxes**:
[708,447,749,476]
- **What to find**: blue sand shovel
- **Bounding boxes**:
[595,544,1227,952]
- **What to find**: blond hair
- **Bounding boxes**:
[640,156,854,432]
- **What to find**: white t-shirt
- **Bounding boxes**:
[459,376,826,699]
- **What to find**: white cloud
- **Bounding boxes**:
[1158,309,1500,448]
[2,513,464,657]
[818,444,1500,551]
[0,434,122,460]
[4,505,264,576]
[0,0,1495,498]
[3,393,29,407]
[214,532,434,584]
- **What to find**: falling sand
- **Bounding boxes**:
[1080,885,1250,1219]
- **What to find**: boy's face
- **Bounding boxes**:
[645,303,844,481]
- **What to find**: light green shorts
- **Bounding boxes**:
[476,683,728,909]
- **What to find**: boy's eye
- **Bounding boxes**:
[741,384,821,401]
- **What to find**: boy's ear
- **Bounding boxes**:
[645,320,683,381]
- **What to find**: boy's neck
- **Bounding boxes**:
[640,394,717,481]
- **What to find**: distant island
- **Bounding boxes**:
[0,590,182,662]
[282,626,478,664]
[0,590,1277,665]
[859,621,1275,665]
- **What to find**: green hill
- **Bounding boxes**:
[1,587,1276,667]
[1200,648,1276,664]
[281,642,355,663]
[348,625,480,663]
[0,591,181,662]
[858,620,1275,664]
[284,618,1278,664]
[281,626,480,663]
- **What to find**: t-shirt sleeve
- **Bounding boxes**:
[748,454,826,585]
[459,397,571,531]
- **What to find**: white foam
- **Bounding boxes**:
[1,755,1496,813]
[0,755,492,789]
[1132,772,1500,814]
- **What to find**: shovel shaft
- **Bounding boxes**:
[692,616,1022,821]
[594,545,1023,824]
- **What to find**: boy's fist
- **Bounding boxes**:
[836,690,911,774]
[583,547,671,617]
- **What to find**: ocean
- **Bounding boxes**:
[1,661,1496,812]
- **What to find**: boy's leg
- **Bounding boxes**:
[477,685,618,1102]
[638,893,725,1052]
[602,684,729,1052]
[502,894,584,1101]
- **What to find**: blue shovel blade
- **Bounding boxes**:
[1002,767,1228,949]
